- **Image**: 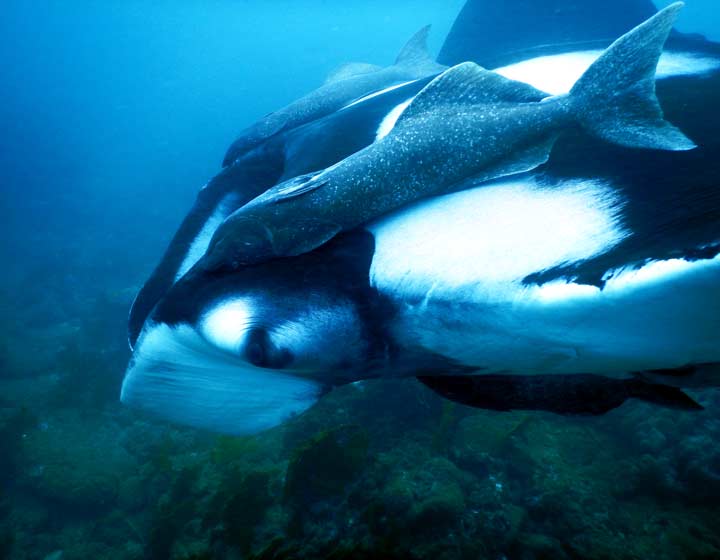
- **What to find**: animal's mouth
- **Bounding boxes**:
[121,323,322,435]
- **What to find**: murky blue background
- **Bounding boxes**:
[1,2,719,559]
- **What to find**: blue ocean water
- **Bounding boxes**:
[0,1,461,286]
[1,1,720,559]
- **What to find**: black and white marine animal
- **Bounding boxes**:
[440,0,663,69]
[127,75,435,347]
[122,0,720,435]
[129,0,719,346]
[440,0,720,105]
[222,25,445,167]
[127,27,444,347]
[200,3,695,272]
[122,165,720,434]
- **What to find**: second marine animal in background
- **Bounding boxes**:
[127,28,445,347]
[201,3,694,272]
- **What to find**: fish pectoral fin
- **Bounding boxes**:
[396,61,548,125]
[418,373,704,415]
[453,135,558,190]
[202,214,342,270]
[637,363,720,389]
[324,62,383,84]
[201,214,278,271]
[279,218,343,257]
[625,379,704,411]
[268,173,329,203]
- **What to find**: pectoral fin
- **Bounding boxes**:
[417,373,702,415]
[451,135,558,191]
[201,215,277,271]
[266,173,329,203]
[278,218,343,257]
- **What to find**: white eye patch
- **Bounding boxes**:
[200,297,255,352]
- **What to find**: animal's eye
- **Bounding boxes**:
[243,328,292,369]
[244,329,269,367]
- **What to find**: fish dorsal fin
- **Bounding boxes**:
[324,62,383,84]
[397,62,548,124]
[395,25,434,66]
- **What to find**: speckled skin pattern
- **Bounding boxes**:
[222,27,445,167]
[204,4,687,270]
[207,90,573,267]
[224,67,438,161]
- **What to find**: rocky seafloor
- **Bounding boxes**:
[2,259,720,560]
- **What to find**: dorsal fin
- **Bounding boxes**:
[325,62,383,85]
[397,62,548,124]
[395,25,434,66]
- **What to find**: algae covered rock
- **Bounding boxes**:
[117,475,145,512]
[402,457,469,529]
[682,452,720,501]
[0,530,14,560]
[0,321,77,380]
[378,474,415,519]
[409,479,465,528]
[366,454,471,539]
[450,412,532,475]
[511,532,568,560]
[19,417,136,510]
[284,424,369,506]
[221,470,275,552]
[0,407,37,484]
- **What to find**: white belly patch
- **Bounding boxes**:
[175,193,240,281]
[494,50,720,95]
[367,176,720,376]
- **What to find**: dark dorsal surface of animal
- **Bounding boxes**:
[440,0,664,68]
[222,26,445,167]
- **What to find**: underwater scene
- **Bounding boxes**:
[2,0,720,558]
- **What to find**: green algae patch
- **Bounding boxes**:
[409,480,466,528]
[284,425,369,506]
[220,470,275,553]
[0,407,36,485]
[18,418,136,511]
[0,530,14,560]
[210,435,263,466]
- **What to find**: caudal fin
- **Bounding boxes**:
[570,2,695,151]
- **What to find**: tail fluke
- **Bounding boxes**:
[570,2,695,151]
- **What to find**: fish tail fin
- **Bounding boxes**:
[569,2,695,151]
